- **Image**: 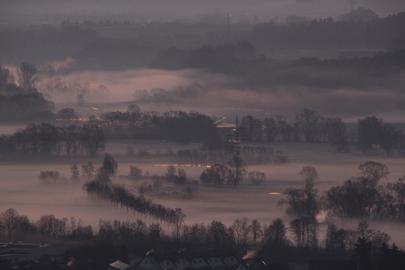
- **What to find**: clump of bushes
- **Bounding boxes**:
[39,170,66,184]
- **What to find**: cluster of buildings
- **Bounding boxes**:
[106,250,357,270]
[0,242,65,260]
[107,251,267,270]
[0,243,357,270]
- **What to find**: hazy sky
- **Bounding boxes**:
[1,0,405,24]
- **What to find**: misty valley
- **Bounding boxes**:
[1,1,405,269]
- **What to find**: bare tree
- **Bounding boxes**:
[231,217,250,245]
[0,208,20,239]
[264,218,288,246]
[290,216,318,247]
[250,219,262,243]
[227,153,246,185]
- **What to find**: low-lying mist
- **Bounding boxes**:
[1,142,405,247]
[36,62,405,121]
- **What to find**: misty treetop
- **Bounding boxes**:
[237,111,405,155]
[0,123,104,157]
[282,161,405,222]
[358,116,404,155]
[154,41,267,75]
[101,110,221,145]
[233,110,349,149]
[282,166,319,218]
[325,161,405,220]
[0,63,54,122]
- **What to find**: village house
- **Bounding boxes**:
[113,250,249,270]
[109,260,136,270]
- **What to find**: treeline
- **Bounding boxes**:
[0,208,93,240]
[0,123,104,157]
[0,109,220,157]
[85,180,184,224]
[250,12,405,50]
[84,154,184,224]
[257,218,405,270]
[1,208,405,270]
[90,108,405,155]
[153,41,405,92]
[239,109,347,149]
[101,110,221,145]
[0,207,395,251]
[2,108,403,157]
[239,110,405,154]
[153,40,267,75]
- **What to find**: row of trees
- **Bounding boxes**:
[85,180,184,224]
[101,110,221,146]
[240,110,405,155]
[0,123,104,156]
[240,109,348,151]
[84,155,184,224]
[0,207,394,253]
[1,207,403,270]
[2,108,401,158]
[0,208,92,240]
[259,218,403,270]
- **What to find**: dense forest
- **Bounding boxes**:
[249,12,405,50]
[1,12,405,68]
[153,42,405,91]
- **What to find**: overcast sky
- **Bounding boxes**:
[1,0,405,24]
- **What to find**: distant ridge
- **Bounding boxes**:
[340,7,379,22]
